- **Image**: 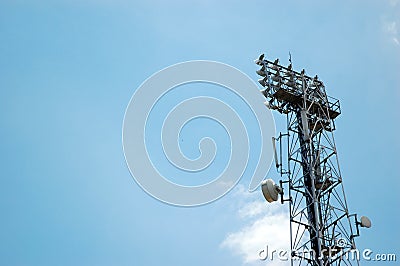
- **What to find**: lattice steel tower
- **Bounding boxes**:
[255,54,370,266]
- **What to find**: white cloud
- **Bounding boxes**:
[220,185,291,265]
[383,20,400,46]
[386,21,398,35]
[237,200,266,219]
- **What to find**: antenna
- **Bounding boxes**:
[360,216,372,228]
[255,54,370,266]
[272,137,279,169]
[261,179,282,203]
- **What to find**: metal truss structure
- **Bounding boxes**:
[255,54,367,266]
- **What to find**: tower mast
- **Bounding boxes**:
[256,54,370,266]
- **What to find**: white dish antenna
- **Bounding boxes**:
[261,179,282,203]
[360,216,372,228]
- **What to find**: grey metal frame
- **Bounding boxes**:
[256,56,360,266]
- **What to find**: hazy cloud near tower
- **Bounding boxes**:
[382,0,400,46]
[220,185,290,265]
[383,20,399,45]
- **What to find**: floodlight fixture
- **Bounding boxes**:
[258,78,267,87]
[255,53,264,65]
[272,72,281,82]
[256,67,267,77]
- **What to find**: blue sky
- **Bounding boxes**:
[1,0,399,265]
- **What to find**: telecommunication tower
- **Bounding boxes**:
[255,54,371,266]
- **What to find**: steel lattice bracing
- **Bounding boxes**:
[256,56,360,266]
